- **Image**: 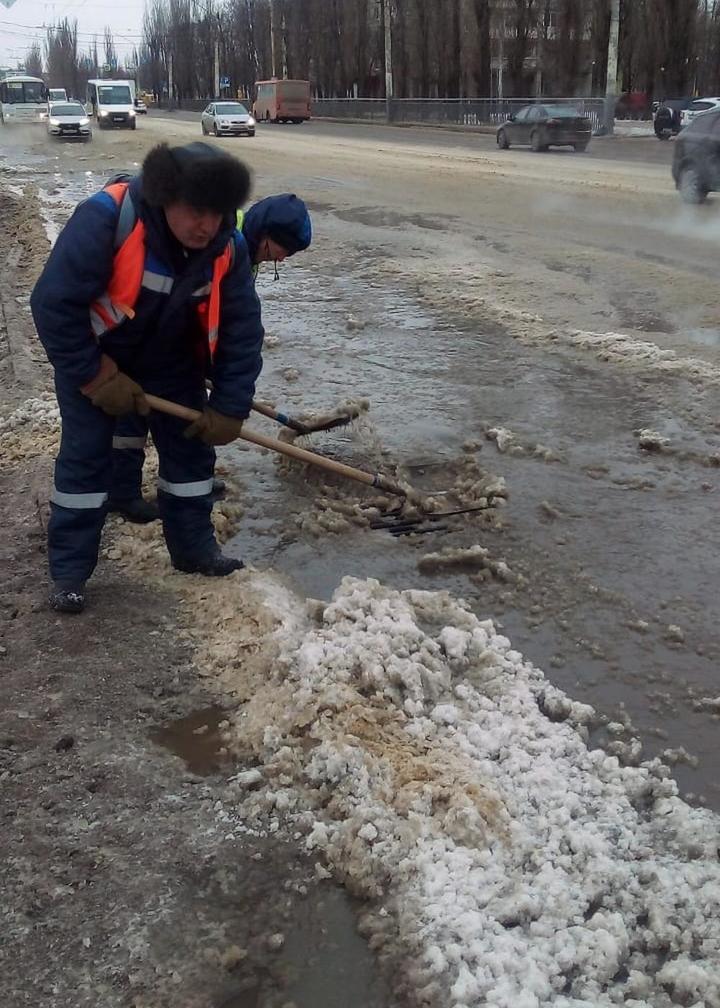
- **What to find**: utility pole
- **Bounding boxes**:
[214,36,220,97]
[605,0,620,135]
[383,0,393,122]
[281,10,287,79]
[497,15,504,101]
[269,0,277,77]
[168,51,173,106]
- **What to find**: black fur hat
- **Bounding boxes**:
[141,142,251,213]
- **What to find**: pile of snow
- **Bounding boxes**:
[0,395,61,463]
[564,330,720,383]
[0,395,59,434]
[224,576,720,1008]
[613,121,654,138]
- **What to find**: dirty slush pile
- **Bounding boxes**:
[275,412,508,537]
[198,575,720,1008]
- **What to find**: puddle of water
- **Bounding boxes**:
[151,706,230,775]
[280,885,389,1008]
[216,987,260,1008]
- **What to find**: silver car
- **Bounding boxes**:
[46,101,92,141]
[201,101,255,137]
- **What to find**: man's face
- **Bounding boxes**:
[255,236,289,264]
[165,201,223,249]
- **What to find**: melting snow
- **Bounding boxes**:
[227,575,720,1007]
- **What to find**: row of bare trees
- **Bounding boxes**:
[139,0,720,101]
[24,1,720,103]
[20,18,136,100]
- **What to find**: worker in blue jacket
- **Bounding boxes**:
[31,141,263,613]
[108,193,312,523]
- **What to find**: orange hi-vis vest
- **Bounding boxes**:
[90,181,235,358]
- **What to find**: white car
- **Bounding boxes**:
[680,97,720,128]
[46,101,92,141]
[201,101,255,137]
[134,98,148,114]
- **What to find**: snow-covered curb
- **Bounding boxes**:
[221,575,720,1008]
[613,121,654,138]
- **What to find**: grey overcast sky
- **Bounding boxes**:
[0,0,146,68]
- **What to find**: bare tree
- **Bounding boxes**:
[45,19,80,96]
[136,0,712,108]
[24,43,44,79]
[104,26,118,73]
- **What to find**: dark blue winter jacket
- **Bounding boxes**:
[242,194,312,263]
[31,176,263,419]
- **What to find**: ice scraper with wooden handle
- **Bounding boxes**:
[205,381,362,435]
[250,400,364,435]
[144,393,409,497]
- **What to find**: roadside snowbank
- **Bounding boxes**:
[223,575,720,1008]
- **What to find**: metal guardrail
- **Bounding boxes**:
[158,95,611,135]
[160,98,212,112]
[313,97,610,135]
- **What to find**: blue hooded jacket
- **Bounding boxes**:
[31,175,264,420]
[241,194,312,263]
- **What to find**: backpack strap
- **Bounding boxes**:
[103,179,138,251]
[114,187,138,251]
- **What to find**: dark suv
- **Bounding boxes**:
[672,108,720,203]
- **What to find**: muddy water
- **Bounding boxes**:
[152,703,391,1007]
[231,262,720,810]
[151,705,230,775]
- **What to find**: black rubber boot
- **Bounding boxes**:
[108,496,161,524]
[172,552,244,577]
[211,477,227,499]
[49,583,86,614]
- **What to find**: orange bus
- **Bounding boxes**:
[253,79,311,123]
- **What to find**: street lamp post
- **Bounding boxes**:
[383,0,393,122]
[605,0,620,135]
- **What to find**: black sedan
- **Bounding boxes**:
[496,105,592,153]
[672,107,720,203]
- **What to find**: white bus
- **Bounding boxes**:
[0,73,47,124]
[86,79,136,129]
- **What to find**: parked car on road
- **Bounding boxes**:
[679,97,720,128]
[201,101,255,137]
[134,97,148,114]
[496,105,592,152]
[672,106,720,203]
[46,101,92,141]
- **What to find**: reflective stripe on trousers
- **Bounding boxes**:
[112,435,147,450]
[157,476,214,498]
[51,487,108,509]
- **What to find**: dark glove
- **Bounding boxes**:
[183,407,244,446]
[81,355,149,417]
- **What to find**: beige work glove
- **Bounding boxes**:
[81,354,150,417]
[183,407,244,446]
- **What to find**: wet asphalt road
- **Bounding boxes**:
[152,109,672,167]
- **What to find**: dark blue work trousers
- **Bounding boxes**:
[49,372,217,586]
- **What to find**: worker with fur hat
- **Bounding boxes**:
[107,192,313,523]
[31,141,263,613]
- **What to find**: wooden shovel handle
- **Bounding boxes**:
[143,393,406,496]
